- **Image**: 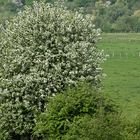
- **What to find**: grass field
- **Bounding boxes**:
[98,33,140,121]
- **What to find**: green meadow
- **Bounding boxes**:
[99,33,140,120]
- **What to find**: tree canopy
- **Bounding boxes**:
[0,1,103,139]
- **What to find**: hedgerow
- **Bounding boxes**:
[34,83,124,140]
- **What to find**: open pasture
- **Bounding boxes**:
[98,33,140,120]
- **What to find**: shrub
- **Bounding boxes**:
[123,116,140,140]
[62,114,124,140]
[0,1,104,139]
[34,83,124,140]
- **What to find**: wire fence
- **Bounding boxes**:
[105,51,140,58]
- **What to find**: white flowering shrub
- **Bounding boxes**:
[0,1,104,139]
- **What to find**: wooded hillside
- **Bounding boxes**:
[0,0,140,32]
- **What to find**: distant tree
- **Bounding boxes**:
[94,0,139,32]
[11,0,25,6]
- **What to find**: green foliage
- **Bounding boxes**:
[123,115,140,140]
[0,0,18,23]
[34,83,124,140]
[0,1,103,139]
[62,114,124,140]
[68,0,94,7]
[93,0,140,32]
[24,0,33,5]
[25,0,37,5]
[112,16,140,32]
[1,0,140,32]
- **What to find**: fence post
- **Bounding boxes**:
[112,52,114,57]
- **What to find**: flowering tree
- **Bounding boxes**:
[0,1,104,139]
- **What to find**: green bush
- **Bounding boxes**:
[34,83,124,140]
[0,1,103,139]
[123,116,140,140]
[62,114,124,140]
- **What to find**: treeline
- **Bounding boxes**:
[0,0,140,31]
[51,0,140,32]
[94,0,140,32]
